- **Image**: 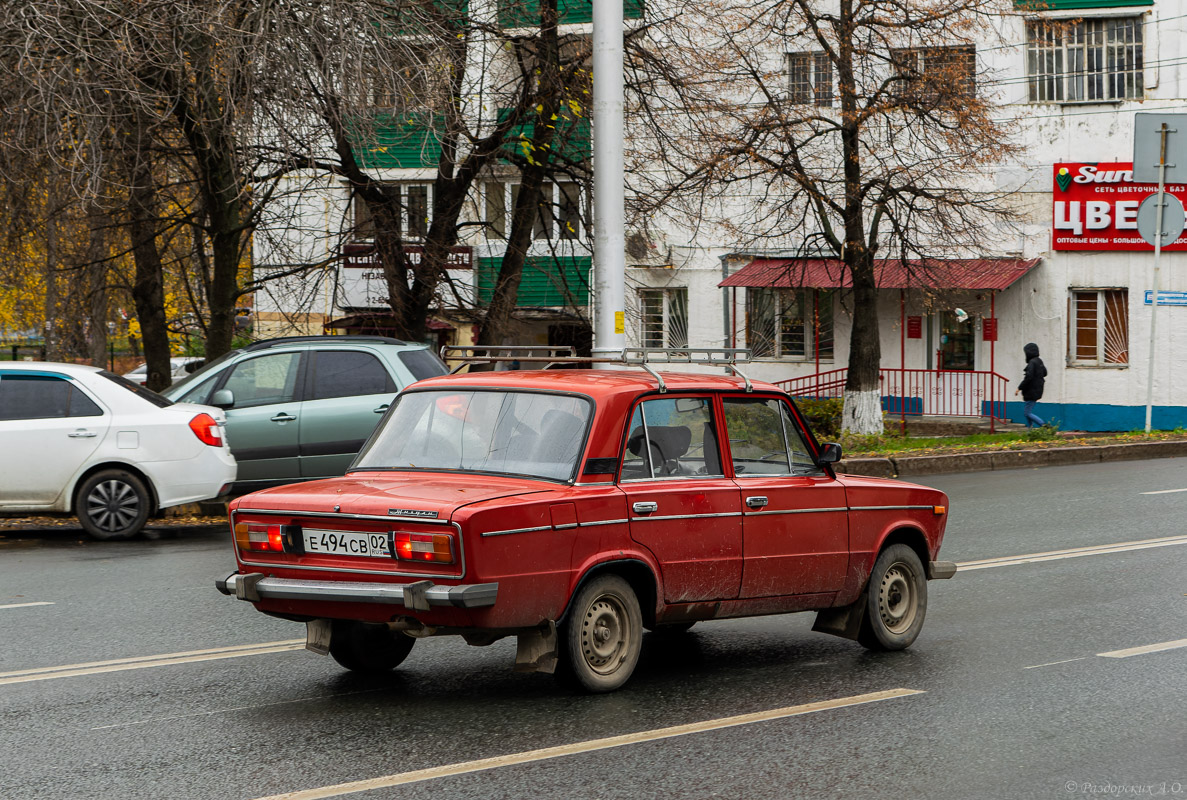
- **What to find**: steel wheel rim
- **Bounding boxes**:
[86,479,139,533]
[580,594,631,675]
[879,563,917,634]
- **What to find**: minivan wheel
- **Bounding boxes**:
[558,574,643,693]
[76,469,151,541]
[328,620,415,673]
[858,544,928,651]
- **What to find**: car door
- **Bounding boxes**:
[0,373,109,506]
[298,349,398,479]
[622,395,742,604]
[723,396,849,597]
[216,351,305,484]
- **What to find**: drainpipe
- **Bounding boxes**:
[720,254,731,353]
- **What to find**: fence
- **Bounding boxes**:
[776,367,1010,425]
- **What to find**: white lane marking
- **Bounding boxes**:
[92,689,383,730]
[252,689,924,800]
[1141,487,1187,495]
[1024,657,1089,670]
[956,534,1187,571]
[0,601,54,610]
[0,640,305,685]
[1098,638,1187,659]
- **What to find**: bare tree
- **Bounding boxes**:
[627,0,1021,433]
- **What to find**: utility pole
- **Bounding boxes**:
[591,0,626,362]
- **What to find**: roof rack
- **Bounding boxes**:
[439,346,754,393]
[242,335,407,352]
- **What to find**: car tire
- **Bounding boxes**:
[76,469,152,541]
[558,574,643,693]
[328,620,415,673]
[858,544,928,651]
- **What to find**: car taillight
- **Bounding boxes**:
[234,522,295,553]
[189,413,223,446]
[391,531,454,564]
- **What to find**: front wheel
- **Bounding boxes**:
[558,575,643,693]
[328,620,415,673]
[858,544,928,651]
[76,470,151,541]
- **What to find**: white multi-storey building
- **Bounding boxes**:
[255,0,1185,430]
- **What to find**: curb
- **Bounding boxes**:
[836,439,1187,478]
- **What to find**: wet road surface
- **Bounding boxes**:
[1,458,1184,799]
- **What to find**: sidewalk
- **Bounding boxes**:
[836,439,1187,478]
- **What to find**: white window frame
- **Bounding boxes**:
[1069,287,1129,367]
[482,181,583,241]
[746,288,834,362]
[1026,16,1144,104]
[787,51,833,107]
[638,287,688,349]
[353,183,433,242]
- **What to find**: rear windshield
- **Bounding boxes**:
[398,349,449,381]
[165,350,236,395]
[353,389,590,482]
[99,371,173,407]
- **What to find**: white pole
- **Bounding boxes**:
[1145,123,1169,433]
[591,0,626,362]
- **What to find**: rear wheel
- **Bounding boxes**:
[76,470,151,541]
[558,574,643,693]
[328,620,415,673]
[858,544,928,651]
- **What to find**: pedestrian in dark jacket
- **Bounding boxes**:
[1015,342,1047,428]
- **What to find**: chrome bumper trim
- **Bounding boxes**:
[215,573,498,609]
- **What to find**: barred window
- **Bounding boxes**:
[747,289,834,360]
[788,52,833,107]
[639,288,688,349]
[1070,289,1128,366]
[891,45,976,101]
[1027,18,1143,103]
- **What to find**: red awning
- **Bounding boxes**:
[718,257,1041,291]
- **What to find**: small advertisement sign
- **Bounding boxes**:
[906,316,922,339]
[1052,163,1187,252]
[982,317,998,342]
[339,244,473,310]
[1143,291,1187,306]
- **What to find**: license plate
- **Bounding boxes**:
[303,528,391,558]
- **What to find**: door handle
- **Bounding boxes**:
[746,496,769,509]
[68,430,97,438]
[632,501,658,514]
[373,404,390,414]
[270,413,298,423]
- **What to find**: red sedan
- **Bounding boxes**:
[218,365,954,692]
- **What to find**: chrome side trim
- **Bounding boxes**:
[619,476,728,484]
[237,507,452,525]
[578,518,629,527]
[481,525,552,538]
[848,505,935,511]
[577,481,616,486]
[631,511,740,521]
[553,523,579,530]
[743,507,849,516]
[215,574,498,609]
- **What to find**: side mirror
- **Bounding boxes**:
[211,389,235,409]
[817,442,842,465]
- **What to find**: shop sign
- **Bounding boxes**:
[1052,163,1187,252]
[1143,291,1187,306]
[340,244,473,310]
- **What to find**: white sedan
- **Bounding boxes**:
[0,362,237,540]
[123,357,205,387]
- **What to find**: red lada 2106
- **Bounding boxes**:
[217,356,955,692]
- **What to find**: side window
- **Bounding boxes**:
[222,353,302,408]
[0,375,100,421]
[621,396,723,479]
[398,349,449,381]
[723,398,792,475]
[781,403,817,468]
[311,351,395,400]
[176,374,220,406]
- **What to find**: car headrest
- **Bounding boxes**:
[628,425,692,461]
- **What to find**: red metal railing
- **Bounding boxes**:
[776,368,1010,425]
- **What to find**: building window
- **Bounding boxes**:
[788,52,833,106]
[1027,18,1143,103]
[639,288,688,349]
[747,289,834,360]
[892,45,976,100]
[353,183,432,241]
[483,182,582,241]
[1070,289,1128,366]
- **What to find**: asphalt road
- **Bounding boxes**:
[1,459,1185,800]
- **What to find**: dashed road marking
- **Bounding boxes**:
[251,689,926,800]
[1141,487,1187,495]
[1098,638,1187,659]
[1024,657,1089,670]
[955,534,1187,571]
[0,601,54,610]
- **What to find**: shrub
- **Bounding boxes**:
[796,397,843,440]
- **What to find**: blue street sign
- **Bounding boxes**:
[1144,290,1187,306]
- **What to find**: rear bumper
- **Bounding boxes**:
[928,561,957,580]
[215,572,498,609]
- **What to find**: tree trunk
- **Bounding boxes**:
[127,154,173,392]
[84,204,109,368]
